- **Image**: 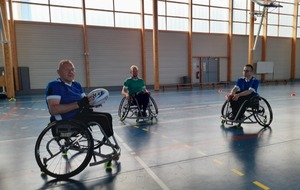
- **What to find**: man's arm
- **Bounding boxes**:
[47,98,79,115]
[230,86,238,95]
[122,86,130,99]
[142,86,151,95]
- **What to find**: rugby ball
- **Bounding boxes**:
[88,88,109,107]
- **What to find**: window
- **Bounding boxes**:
[193,5,209,19]
[193,20,209,33]
[85,0,113,10]
[211,7,229,21]
[232,0,249,35]
[114,0,140,13]
[12,3,49,22]
[86,10,114,27]
[115,13,141,29]
[166,2,188,17]
[50,7,82,25]
[167,17,188,31]
[211,21,228,34]
[9,0,299,37]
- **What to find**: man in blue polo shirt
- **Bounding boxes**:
[46,59,113,137]
[226,64,259,121]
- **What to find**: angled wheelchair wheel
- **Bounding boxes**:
[253,96,273,127]
[148,96,158,117]
[221,100,232,119]
[34,120,94,179]
[118,97,130,121]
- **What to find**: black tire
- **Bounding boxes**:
[253,96,273,127]
[221,100,231,118]
[118,97,130,121]
[148,96,158,116]
[34,120,94,179]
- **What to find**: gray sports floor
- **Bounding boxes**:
[0,82,299,190]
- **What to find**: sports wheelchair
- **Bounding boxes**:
[34,119,121,179]
[118,95,158,122]
[221,95,273,128]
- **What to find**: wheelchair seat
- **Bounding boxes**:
[118,95,158,122]
[221,95,273,127]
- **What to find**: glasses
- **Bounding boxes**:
[243,70,251,73]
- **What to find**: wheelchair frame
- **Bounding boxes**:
[34,119,121,179]
[221,95,273,127]
[118,95,158,122]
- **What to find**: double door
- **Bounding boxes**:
[198,57,219,84]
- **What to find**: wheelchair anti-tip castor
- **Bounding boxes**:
[105,161,112,172]
[235,123,242,129]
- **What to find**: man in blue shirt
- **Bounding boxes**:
[226,64,259,121]
[46,59,114,137]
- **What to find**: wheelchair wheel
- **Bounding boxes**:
[221,100,232,119]
[34,120,94,179]
[148,96,158,117]
[118,97,130,121]
[253,96,273,127]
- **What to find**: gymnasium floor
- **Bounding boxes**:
[0,82,300,190]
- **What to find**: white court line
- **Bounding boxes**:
[158,115,219,125]
[158,108,176,111]
[114,133,170,190]
[135,156,170,190]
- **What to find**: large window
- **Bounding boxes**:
[12,0,83,24]
[193,1,229,34]
[144,0,189,31]
[9,0,299,37]
[267,0,294,37]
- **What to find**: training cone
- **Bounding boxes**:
[218,89,222,93]
[291,93,296,96]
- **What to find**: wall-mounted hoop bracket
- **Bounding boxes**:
[251,0,283,50]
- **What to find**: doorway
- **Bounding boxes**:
[199,57,219,84]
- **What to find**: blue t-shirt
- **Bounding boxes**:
[46,78,85,121]
[235,77,259,95]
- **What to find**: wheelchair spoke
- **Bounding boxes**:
[253,97,273,127]
[35,121,94,179]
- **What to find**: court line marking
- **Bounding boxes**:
[197,150,207,156]
[231,169,244,176]
[0,104,23,122]
[253,181,270,190]
[213,159,223,165]
[114,133,170,190]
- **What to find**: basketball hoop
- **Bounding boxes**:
[251,0,282,8]
[251,0,283,50]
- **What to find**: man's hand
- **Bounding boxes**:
[77,97,89,109]
[225,94,233,100]
[125,93,130,100]
[232,94,240,101]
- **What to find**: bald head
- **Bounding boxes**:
[57,59,75,84]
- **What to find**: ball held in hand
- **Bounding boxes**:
[88,88,109,107]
